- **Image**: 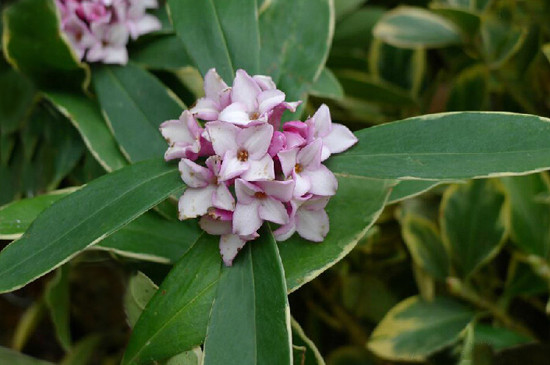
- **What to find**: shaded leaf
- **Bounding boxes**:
[59,335,101,365]
[309,68,344,100]
[291,318,325,365]
[124,271,159,328]
[446,64,489,111]
[475,324,533,351]
[0,347,52,365]
[45,265,71,350]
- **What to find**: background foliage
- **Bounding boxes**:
[2,0,550,364]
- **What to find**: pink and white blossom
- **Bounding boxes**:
[274,195,330,242]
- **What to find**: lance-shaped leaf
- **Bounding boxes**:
[122,234,221,364]
[45,92,127,172]
[45,265,71,350]
[474,324,533,351]
[259,0,333,102]
[202,227,292,365]
[93,64,183,162]
[441,180,507,277]
[130,35,194,71]
[501,174,550,257]
[168,0,260,80]
[291,318,325,365]
[368,296,475,362]
[280,175,392,292]
[3,0,89,91]
[124,271,159,328]
[373,7,463,49]
[0,159,183,293]
[309,68,344,100]
[327,112,550,180]
[388,180,441,204]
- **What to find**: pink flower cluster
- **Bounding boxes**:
[160,69,357,265]
[56,0,161,64]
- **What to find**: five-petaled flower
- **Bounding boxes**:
[160,68,358,265]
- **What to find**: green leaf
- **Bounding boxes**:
[402,214,449,280]
[334,0,367,20]
[202,227,291,365]
[124,271,159,328]
[280,175,391,292]
[164,348,203,365]
[388,180,441,204]
[543,43,550,64]
[96,212,201,264]
[93,64,183,162]
[45,265,71,350]
[291,318,325,365]
[429,6,481,36]
[327,112,550,180]
[12,300,46,351]
[0,67,35,134]
[368,296,475,362]
[168,0,260,81]
[309,68,344,100]
[45,91,128,172]
[2,0,89,91]
[335,70,417,107]
[373,7,463,49]
[259,0,333,102]
[333,7,385,48]
[481,17,527,68]
[501,174,550,257]
[130,35,194,71]
[0,347,53,365]
[0,159,183,293]
[123,234,221,364]
[441,180,507,277]
[446,65,489,111]
[59,335,102,365]
[0,187,78,240]
[474,324,533,351]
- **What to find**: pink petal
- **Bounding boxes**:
[302,195,331,211]
[205,121,239,156]
[231,69,261,112]
[178,159,212,187]
[277,148,298,178]
[320,145,331,162]
[219,234,248,266]
[204,68,228,100]
[131,14,161,38]
[178,186,216,219]
[235,178,261,204]
[283,121,308,137]
[253,75,276,91]
[268,131,286,157]
[219,151,249,181]
[256,180,295,202]
[308,104,332,139]
[233,201,262,236]
[293,171,311,198]
[259,198,289,225]
[238,123,273,160]
[199,216,232,235]
[302,165,338,196]
[164,142,199,161]
[191,98,220,121]
[296,208,329,242]
[205,155,222,176]
[297,139,322,169]
[258,89,285,115]
[240,154,274,181]
[283,131,306,150]
[213,184,235,211]
[159,113,198,145]
[218,102,251,126]
[322,123,358,154]
[273,221,296,242]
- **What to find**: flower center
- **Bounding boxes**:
[294,163,303,173]
[250,112,260,120]
[237,149,249,162]
[254,192,267,199]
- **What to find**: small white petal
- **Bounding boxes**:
[218,102,251,125]
[239,123,273,160]
[232,69,261,112]
[296,208,329,242]
[203,68,228,100]
[322,123,358,154]
[205,121,239,156]
[309,104,332,138]
[241,154,274,181]
[219,234,248,266]
[256,180,295,202]
[259,198,289,225]
[293,172,311,198]
[178,186,216,219]
[219,152,249,181]
[235,178,260,204]
[213,184,235,211]
[302,165,338,196]
[233,202,262,236]
[258,89,285,115]
[253,75,276,90]
[273,222,296,242]
[178,159,212,188]
[191,98,220,121]
[297,139,322,169]
[199,216,232,235]
[277,148,298,178]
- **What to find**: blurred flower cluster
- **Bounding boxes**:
[56,0,161,64]
[161,69,357,265]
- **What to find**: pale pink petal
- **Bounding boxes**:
[258,89,285,114]
[320,145,331,162]
[283,121,308,137]
[191,98,220,121]
[302,195,331,211]
[293,171,311,198]
[178,159,212,188]
[235,178,261,204]
[239,123,273,159]
[277,148,298,178]
[199,216,232,235]
[322,123,358,154]
[205,121,239,156]
[268,131,286,157]
[296,208,329,242]
[273,222,296,242]
[253,75,276,90]
[159,119,194,146]
[232,69,261,112]
[259,198,289,225]
[302,165,338,196]
[284,131,306,150]
[219,234,248,266]
[131,14,161,38]
[308,104,332,138]
[241,154,274,181]
[178,186,216,219]
[256,180,295,202]
[233,201,262,236]
[213,184,235,211]
[164,142,199,161]
[203,68,228,100]
[205,155,222,176]
[218,102,251,126]
[99,46,129,64]
[297,139,322,169]
[219,151,249,181]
